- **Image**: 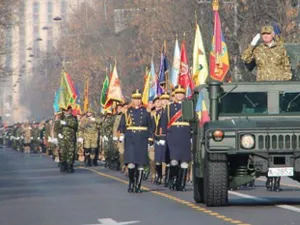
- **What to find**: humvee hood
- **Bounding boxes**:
[206,118,300,129]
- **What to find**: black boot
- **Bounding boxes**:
[128,168,135,193]
[91,149,98,166]
[274,177,282,192]
[143,169,150,181]
[164,165,170,187]
[266,177,272,191]
[176,167,183,191]
[155,164,162,185]
[67,164,74,173]
[169,165,178,190]
[60,161,67,172]
[135,169,144,193]
[178,168,188,191]
[84,148,91,167]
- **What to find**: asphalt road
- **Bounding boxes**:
[1,145,300,225]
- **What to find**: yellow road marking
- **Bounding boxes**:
[79,167,252,225]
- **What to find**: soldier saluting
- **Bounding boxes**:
[160,85,191,191]
[241,25,292,81]
[119,89,153,193]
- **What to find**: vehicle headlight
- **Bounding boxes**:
[240,134,255,149]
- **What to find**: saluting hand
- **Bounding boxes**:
[251,33,261,46]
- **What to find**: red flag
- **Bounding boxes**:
[178,40,194,97]
[178,40,189,89]
[209,10,230,82]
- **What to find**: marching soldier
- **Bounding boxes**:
[160,92,171,187]
[113,103,125,171]
[31,122,41,153]
[80,108,101,167]
[152,96,164,185]
[22,122,32,154]
[119,89,153,193]
[241,25,292,81]
[57,106,78,173]
[76,113,85,162]
[160,85,191,191]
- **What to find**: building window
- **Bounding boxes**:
[48,2,53,13]
[33,2,39,14]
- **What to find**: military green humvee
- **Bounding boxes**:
[183,81,300,207]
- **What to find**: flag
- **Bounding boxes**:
[104,62,123,109]
[53,89,60,114]
[178,39,194,97]
[100,75,109,107]
[195,88,210,127]
[170,38,180,89]
[157,39,168,95]
[193,22,208,86]
[149,60,157,102]
[73,84,82,116]
[209,10,229,82]
[142,67,150,106]
[58,71,77,110]
[83,76,89,113]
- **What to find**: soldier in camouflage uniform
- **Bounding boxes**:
[31,122,41,153]
[57,106,78,173]
[113,103,126,172]
[103,111,119,170]
[15,124,23,151]
[22,122,32,154]
[241,25,292,81]
[76,114,85,162]
[80,108,101,167]
[242,25,289,191]
[44,120,53,156]
[53,112,62,162]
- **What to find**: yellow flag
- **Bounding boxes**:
[142,67,150,106]
[83,76,89,113]
[192,22,208,86]
[105,62,123,109]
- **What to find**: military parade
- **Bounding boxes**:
[1,0,300,225]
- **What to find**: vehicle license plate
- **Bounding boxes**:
[268,167,294,177]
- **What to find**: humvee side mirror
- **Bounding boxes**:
[182,100,194,121]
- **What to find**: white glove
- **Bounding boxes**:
[113,136,118,141]
[37,137,40,140]
[90,117,95,121]
[52,138,58,145]
[21,136,24,139]
[31,137,33,140]
[251,33,260,46]
[159,140,166,146]
[60,120,67,125]
[16,137,20,140]
[191,138,193,144]
[77,137,83,143]
[155,140,160,145]
[119,135,124,142]
[58,133,64,139]
[48,137,53,143]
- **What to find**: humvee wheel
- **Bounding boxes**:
[193,177,204,203]
[204,153,228,207]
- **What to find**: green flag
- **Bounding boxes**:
[100,75,109,107]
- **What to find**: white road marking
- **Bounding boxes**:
[83,218,140,225]
[229,191,300,213]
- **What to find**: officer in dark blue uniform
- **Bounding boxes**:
[119,89,153,193]
[160,85,191,191]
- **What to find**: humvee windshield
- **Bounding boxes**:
[220,92,268,114]
[280,92,300,113]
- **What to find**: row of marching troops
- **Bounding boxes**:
[0,121,47,154]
